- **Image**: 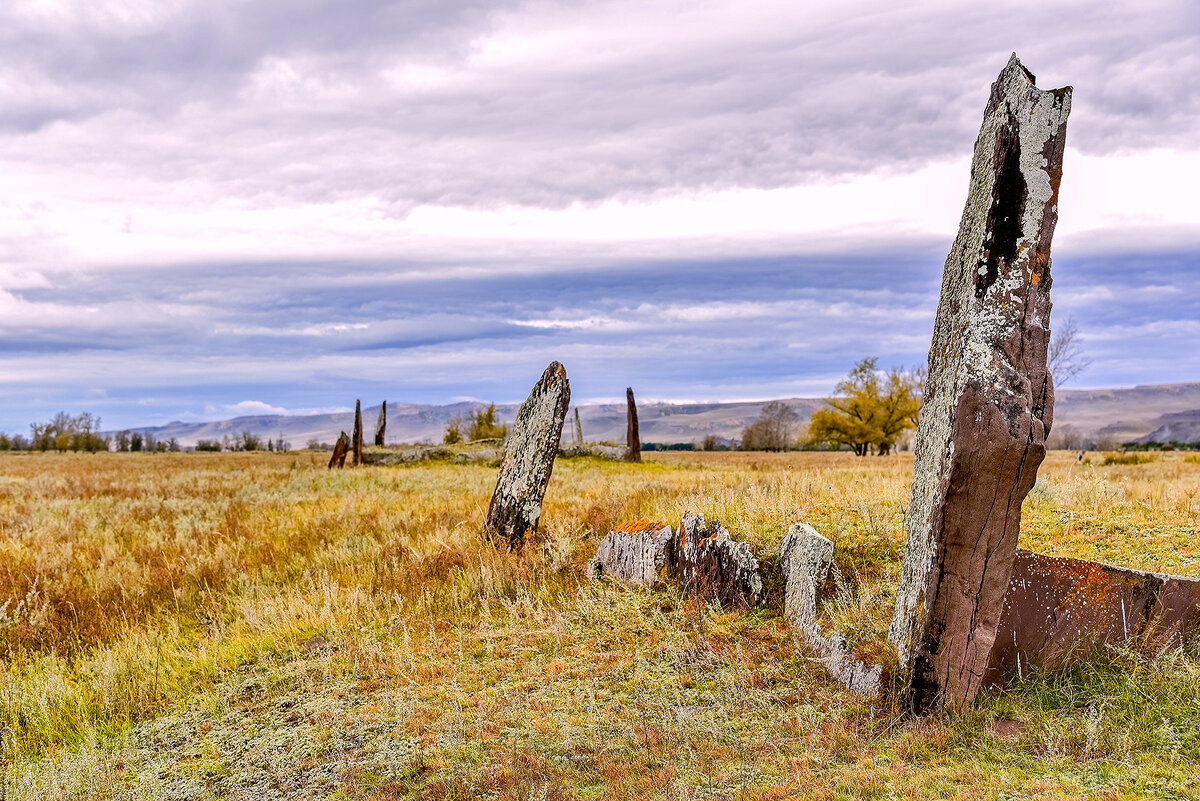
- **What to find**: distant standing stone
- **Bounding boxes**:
[625,387,641,462]
[352,400,364,466]
[328,431,350,469]
[888,54,1071,712]
[574,407,584,446]
[486,361,571,550]
[375,400,387,447]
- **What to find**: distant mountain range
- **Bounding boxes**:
[109,382,1200,449]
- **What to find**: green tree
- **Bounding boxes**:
[807,358,922,456]
[443,418,463,445]
[467,404,508,441]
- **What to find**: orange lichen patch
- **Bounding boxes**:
[611,518,665,535]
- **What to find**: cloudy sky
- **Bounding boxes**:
[2,0,1198,432]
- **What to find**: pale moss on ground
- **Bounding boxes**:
[1,450,1198,799]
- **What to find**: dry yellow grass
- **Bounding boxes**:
[1,449,1198,799]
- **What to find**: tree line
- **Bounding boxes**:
[736,358,924,455]
[0,412,288,452]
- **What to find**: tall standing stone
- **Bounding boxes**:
[888,54,1071,712]
[352,400,364,466]
[625,387,641,462]
[486,362,571,550]
[375,400,387,446]
[574,407,584,446]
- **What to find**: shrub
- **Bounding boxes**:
[1102,453,1154,466]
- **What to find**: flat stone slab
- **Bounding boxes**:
[589,519,673,585]
[985,549,1200,684]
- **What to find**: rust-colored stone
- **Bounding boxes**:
[328,431,350,469]
[889,54,1071,712]
[985,549,1200,684]
[669,512,763,609]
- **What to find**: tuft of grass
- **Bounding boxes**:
[1102,452,1155,466]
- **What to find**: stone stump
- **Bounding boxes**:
[671,512,763,609]
[780,524,882,696]
[590,519,673,585]
[625,388,641,462]
[375,400,387,446]
[486,361,571,550]
[888,53,1071,712]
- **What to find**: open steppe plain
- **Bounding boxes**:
[1,450,1198,799]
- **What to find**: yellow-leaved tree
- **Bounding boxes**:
[807,358,923,456]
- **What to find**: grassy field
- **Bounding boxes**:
[1,449,1198,800]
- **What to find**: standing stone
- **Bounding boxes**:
[625,387,641,462]
[574,407,584,446]
[328,431,350,469]
[352,400,364,466]
[888,54,1071,712]
[375,400,387,447]
[486,361,571,550]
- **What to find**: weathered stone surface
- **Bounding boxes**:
[590,519,673,585]
[625,387,641,463]
[558,442,624,460]
[486,361,571,550]
[671,512,763,609]
[352,400,364,467]
[327,431,350,469]
[574,407,584,446]
[985,549,1200,684]
[780,524,883,696]
[374,400,387,446]
[889,54,1071,711]
[780,523,835,632]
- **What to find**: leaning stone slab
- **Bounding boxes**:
[888,54,1071,711]
[327,431,350,469]
[589,519,673,585]
[671,512,763,609]
[984,550,1200,684]
[780,524,883,696]
[486,361,571,550]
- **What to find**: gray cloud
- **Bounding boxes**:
[2,1,1196,211]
